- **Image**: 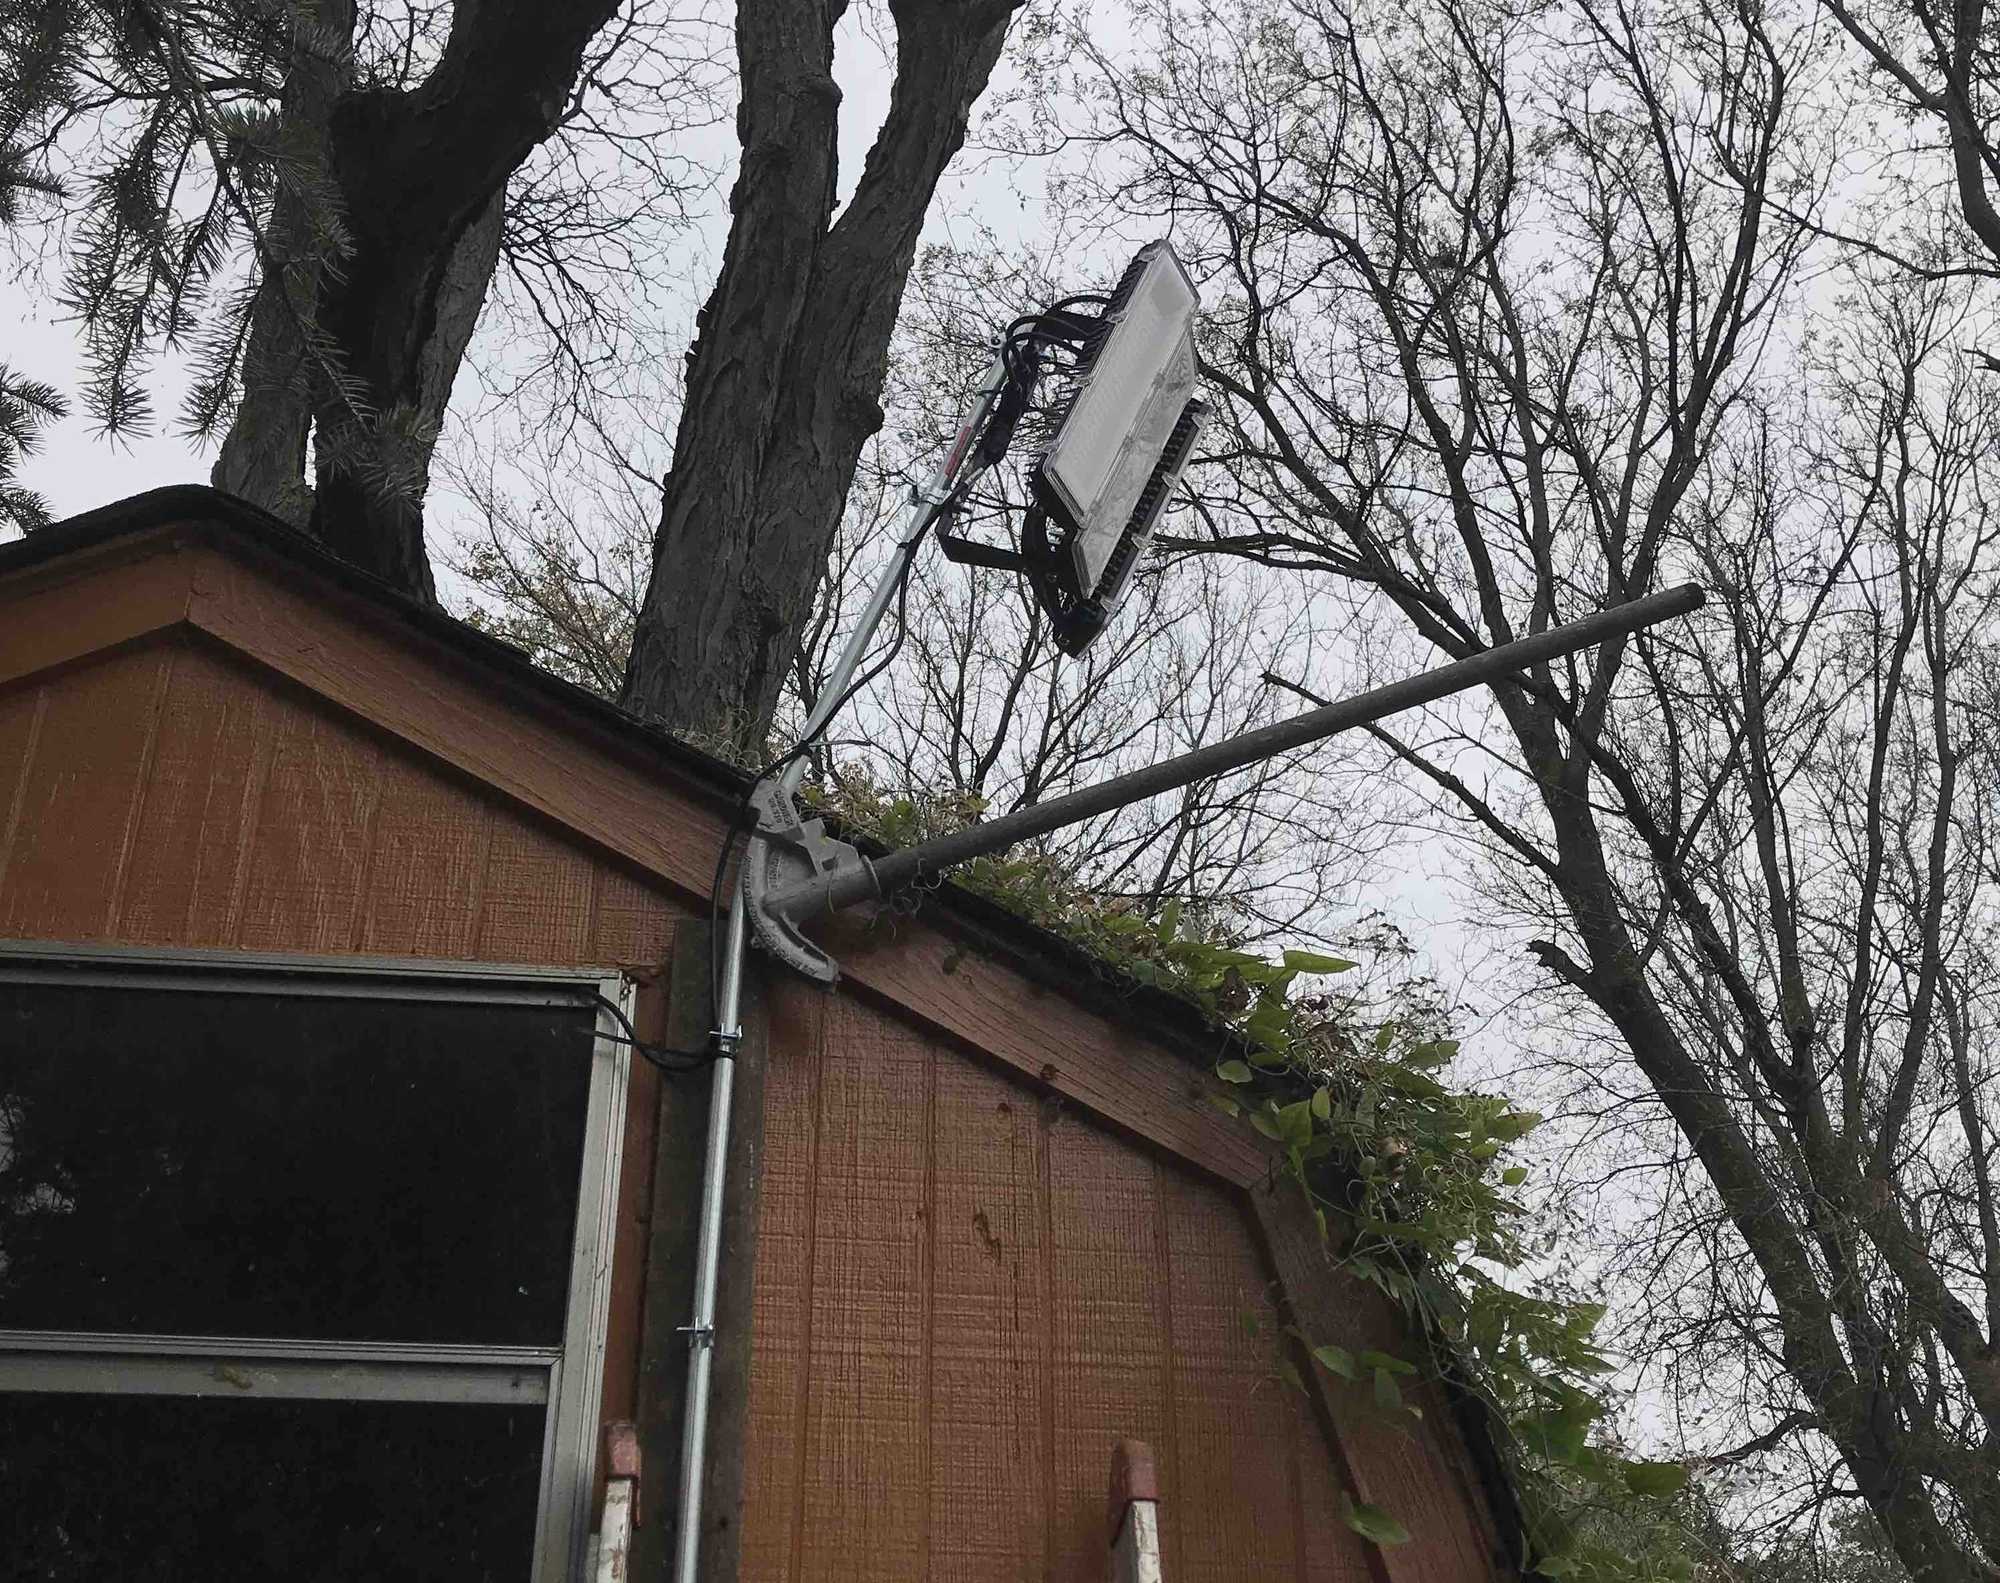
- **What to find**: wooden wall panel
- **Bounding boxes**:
[477,816,599,964]
[737,981,824,1583]
[0,637,685,973]
[0,532,190,690]
[928,1055,1050,1580]
[233,693,384,953]
[355,753,494,958]
[832,922,1269,1187]
[1320,1292,1497,1583]
[1161,1172,1303,1581]
[186,542,723,907]
[736,991,1484,1583]
[1046,1128,1178,1581]
[593,863,678,970]
[0,681,49,909]
[113,643,271,947]
[1297,1406,1382,1583]
[0,645,170,942]
[793,995,934,1580]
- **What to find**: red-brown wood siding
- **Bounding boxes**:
[0,611,1506,1580]
[736,980,1384,1582]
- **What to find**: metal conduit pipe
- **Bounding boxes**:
[670,355,1011,1583]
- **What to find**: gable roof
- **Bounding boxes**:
[6,486,1219,1032]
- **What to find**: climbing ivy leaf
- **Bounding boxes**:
[1621,1460,1690,1501]
[1380,1065,1449,1099]
[1282,949,1357,974]
[1342,1500,1411,1547]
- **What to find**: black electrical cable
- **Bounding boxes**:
[1000,323,1086,387]
[590,991,720,1077]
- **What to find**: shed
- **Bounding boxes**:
[0,486,1524,1582]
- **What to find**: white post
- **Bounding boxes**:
[1108,1439,1164,1583]
[594,1422,641,1583]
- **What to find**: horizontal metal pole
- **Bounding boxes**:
[777,583,1704,916]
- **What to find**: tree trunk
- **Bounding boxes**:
[212,165,500,542]
[308,179,506,597]
[619,0,1020,752]
[209,0,356,530]
[214,0,619,598]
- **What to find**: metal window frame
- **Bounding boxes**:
[0,941,634,1583]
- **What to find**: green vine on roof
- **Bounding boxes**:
[807,769,1708,1581]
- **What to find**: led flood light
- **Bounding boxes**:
[1023,241,1211,655]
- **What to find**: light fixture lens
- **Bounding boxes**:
[1041,246,1202,584]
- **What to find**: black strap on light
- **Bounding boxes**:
[934,515,1026,571]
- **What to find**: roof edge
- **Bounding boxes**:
[9,486,755,812]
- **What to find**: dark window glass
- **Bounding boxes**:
[0,983,594,1344]
[0,1390,544,1582]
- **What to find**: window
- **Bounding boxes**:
[0,943,633,1583]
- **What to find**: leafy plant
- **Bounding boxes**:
[807,764,1704,1579]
